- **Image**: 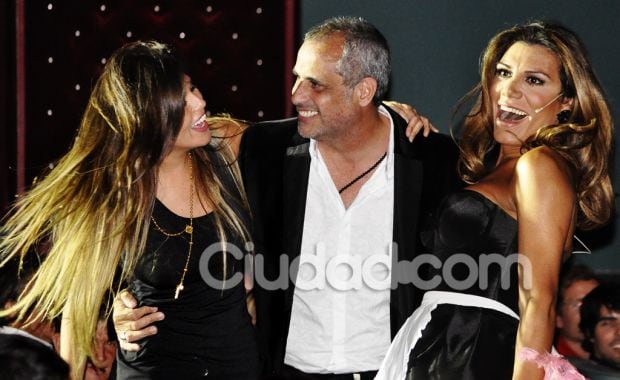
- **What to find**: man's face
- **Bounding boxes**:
[557,279,599,342]
[291,35,358,142]
[84,320,117,380]
[591,306,620,367]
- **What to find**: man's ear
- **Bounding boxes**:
[355,77,377,107]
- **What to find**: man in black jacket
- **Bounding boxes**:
[240,17,460,379]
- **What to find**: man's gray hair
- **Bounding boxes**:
[305,16,391,105]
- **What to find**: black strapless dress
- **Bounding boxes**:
[375,190,520,380]
[116,200,258,379]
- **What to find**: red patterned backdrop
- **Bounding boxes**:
[1,0,297,213]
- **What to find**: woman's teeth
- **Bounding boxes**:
[499,105,527,121]
[193,114,207,128]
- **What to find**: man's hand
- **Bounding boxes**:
[112,289,164,351]
[384,101,438,141]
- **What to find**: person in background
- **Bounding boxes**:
[83,316,117,380]
[556,263,600,359]
[375,20,614,380]
[0,247,60,351]
[569,283,620,379]
[0,334,69,380]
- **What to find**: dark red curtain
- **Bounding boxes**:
[0,1,17,214]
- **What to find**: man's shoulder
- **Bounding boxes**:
[241,117,304,150]
[418,131,458,149]
[383,105,458,156]
[239,117,309,167]
[403,131,459,162]
[392,129,463,191]
[245,117,298,136]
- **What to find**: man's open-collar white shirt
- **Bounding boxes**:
[285,105,395,373]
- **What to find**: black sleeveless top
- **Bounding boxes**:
[408,190,520,380]
[117,153,257,380]
[424,189,519,314]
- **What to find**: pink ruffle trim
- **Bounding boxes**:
[518,347,586,380]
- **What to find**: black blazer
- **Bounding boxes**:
[238,105,462,375]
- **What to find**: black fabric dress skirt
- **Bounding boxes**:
[376,190,521,380]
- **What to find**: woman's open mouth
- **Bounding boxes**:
[498,104,528,122]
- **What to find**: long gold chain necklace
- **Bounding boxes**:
[150,152,194,299]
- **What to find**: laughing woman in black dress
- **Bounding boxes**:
[376,21,614,380]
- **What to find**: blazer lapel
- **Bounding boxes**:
[282,140,311,303]
[389,106,423,264]
[393,154,423,262]
[387,106,424,336]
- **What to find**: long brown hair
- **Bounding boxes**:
[457,21,614,229]
[0,41,249,376]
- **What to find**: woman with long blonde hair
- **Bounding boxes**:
[0,41,257,379]
[376,21,613,380]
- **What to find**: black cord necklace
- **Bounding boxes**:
[338,151,387,194]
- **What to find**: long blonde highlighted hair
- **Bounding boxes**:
[0,41,249,377]
[456,21,614,230]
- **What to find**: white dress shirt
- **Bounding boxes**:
[284,106,395,373]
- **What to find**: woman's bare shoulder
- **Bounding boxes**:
[516,146,571,177]
[515,146,575,202]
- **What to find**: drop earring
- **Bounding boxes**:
[557,110,571,123]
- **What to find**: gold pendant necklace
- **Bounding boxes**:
[150,152,194,300]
